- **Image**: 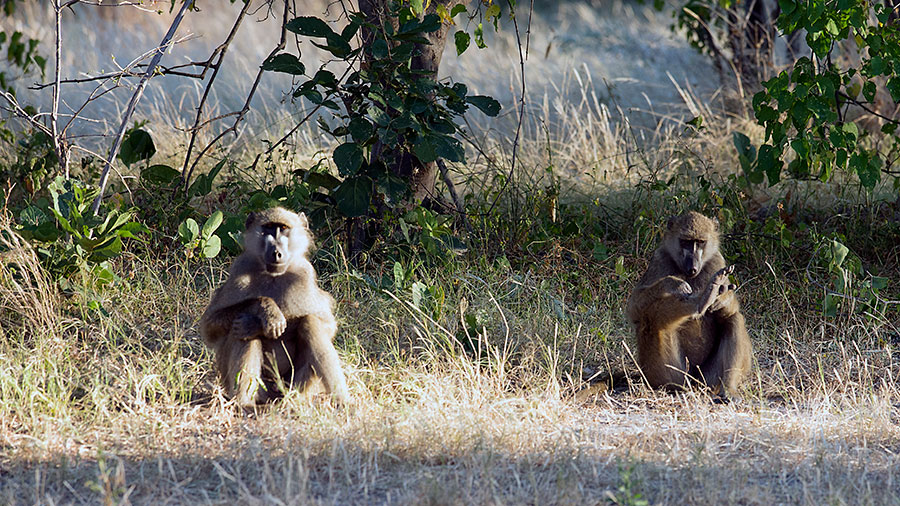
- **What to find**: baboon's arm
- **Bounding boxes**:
[200,296,285,346]
[628,269,733,330]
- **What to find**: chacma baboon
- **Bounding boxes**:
[625,211,752,398]
[199,207,349,407]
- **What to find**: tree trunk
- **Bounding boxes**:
[358,0,469,204]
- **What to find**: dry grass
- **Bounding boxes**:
[1,215,899,504]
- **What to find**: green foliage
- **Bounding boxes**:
[401,206,466,259]
[118,125,156,168]
[15,176,146,291]
[262,1,500,219]
[178,211,223,260]
[817,235,888,319]
[744,0,900,189]
[0,125,56,195]
[607,459,649,506]
[0,29,46,95]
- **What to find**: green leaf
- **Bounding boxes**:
[333,176,373,217]
[261,53,305,75]
[823,293,837,317]
[485,4,501,28]
[454,30,470,56]
[410,0,423,15]
[89,236,123,261]
[333,142,363,176]
[371,39,388,59]
[286,16,335,38]
[778,0,796,15]
[757,144,781,186]
[830,239,849,268]
[887,78,900,102]
[412,137,437,163]
[200,235,221,259]
[188,158,226,197]
[119,128,156,167]
[450,4,467,17]
[19,205,50,227]
[411,281,427,309]
[178,218,199,245]
[116,221,147,240]
[859,155,881,188]
[141,164,180,186]
[393,261,405,288]
[377,173,409,204]
[466,95,501,116]
[432,135,465,162]
[474,23,486,49]
[303,171,342,191]
[863,81,876,102]
[201,210,223,239]
[348,117,374,143]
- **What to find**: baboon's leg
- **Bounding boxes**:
[699,312,751,395]
[226,339,265,407]
[641,333,690,389]
[299,315,349,404]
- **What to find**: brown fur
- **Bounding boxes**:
[199,207,349,407]
[625,211,752,397]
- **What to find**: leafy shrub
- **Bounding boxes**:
[15,176,146,292]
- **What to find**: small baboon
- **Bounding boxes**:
[199,207,349,407]
[625,211,752,398]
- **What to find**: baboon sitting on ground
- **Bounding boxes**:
[625,211,752,398]
[199,207,349,407]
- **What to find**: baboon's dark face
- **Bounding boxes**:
[677,237,707,278]
[248,215,310,276]
[260,222,292,275]
[664,212,719,278]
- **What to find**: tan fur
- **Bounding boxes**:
[199,207,349,407]
[625,211,752,397]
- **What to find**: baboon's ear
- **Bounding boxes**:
[244,212,256,230]
[298,212,309,228]
[711,216,720,231]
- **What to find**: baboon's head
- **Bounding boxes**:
[244,207,311,275]
[664,211,720,278]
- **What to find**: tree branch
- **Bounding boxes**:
[178,0,255,187]
[52,0,67,177]
[91,0,193,214]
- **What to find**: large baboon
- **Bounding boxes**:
[199,207,349,407]
[626,211,752,398]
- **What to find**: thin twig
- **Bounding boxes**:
[52,0,67,177]
[92,0,193,214]
[486,0,529,215]
[0,91,54,137]
[179,0,255,187]
[437,159,472,231]
[183,0,294,188]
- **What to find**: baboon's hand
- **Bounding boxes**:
[709,270,738,313]
[259,299,287,340]
[698,265,733,315]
